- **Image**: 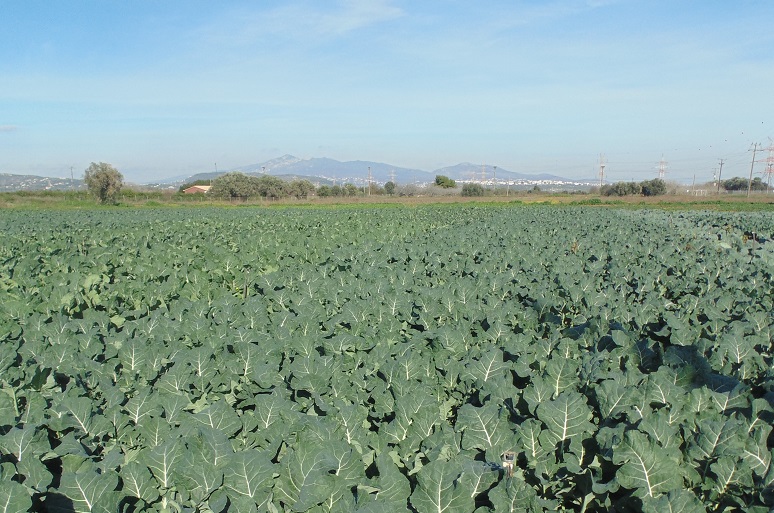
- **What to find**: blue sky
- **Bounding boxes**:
[1,0,773,183]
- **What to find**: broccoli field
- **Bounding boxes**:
[1,205,773,513]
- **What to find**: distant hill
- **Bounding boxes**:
[0,156,595,192]
[0,173,84,192]
[151,155,591,187]
[433,163,571,182]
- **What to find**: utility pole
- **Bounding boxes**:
[598,153,606,188]
[691,174,696,195]
[716,159,725,194]
[747,143,761,198]
[367,166,372,196]
[481,164,486,183]
[493,166,497,192]
[70,166,74,190]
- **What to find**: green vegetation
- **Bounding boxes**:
[384,181,396,196]
[435,174,457,188]
[1,205,773,512]
[84,162,124,204]
[208,172,316,200]
[723,176,770,192]
[461,183,485,196]
[601,178,667,197]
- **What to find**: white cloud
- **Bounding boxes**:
[199,0,404,47]
[0,125,18,132]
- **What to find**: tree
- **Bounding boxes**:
[461,183,484,197]
[435,175,456,188]
[343,183,359,196]
[210,172,260,199]
[640,178,667,196]
[288,180,315,199]
[723,176,768,192]
[255,175,288,199]
[84,162,124,204]
[384,181,396,196]
[602,181,641,196]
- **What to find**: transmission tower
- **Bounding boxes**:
[657,155,667,179]
[389,169,396,184]
[748,142,762,197]
[598,153,606,188]
[481,164,487,183]
[763,139,774,193]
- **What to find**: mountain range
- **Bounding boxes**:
[154,155,593,187]
[0,156,595,192]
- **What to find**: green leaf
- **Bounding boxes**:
[16,456,53,493]
[522,375,553,415]
[709,456,753,501]
[686,417,746,470]
[195,399,242,437]
[640,489,706,513]
[368,452,410,505]
[140,437,181,489]
[274,442,336,512]
[223,449,274,507]
[120,460,160,504]
[544,353,580,398]
[0,481,33,513]
[124,389,160,426]
[595,378,634,420]
[463,347,510,386]
[456,403,512,458]
[536,390,595,447]
[177,446,224,508]
[58,396,94,437]
[488,474,540,513]
[409,458,472,513]
[613,430,682,498]
[47,460,119,513]
[0,425,47,463]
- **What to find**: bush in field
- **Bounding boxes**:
[210,172,261,199]
[601,181,642,196]
[600,179,666,197]
[435,175,456,188]
[288,180,316,199]
[640,178,667,196]
[255,175,289,199]
[461,183,485,196]
[84,162,123,204]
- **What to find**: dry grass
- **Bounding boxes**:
[2,190,773,211]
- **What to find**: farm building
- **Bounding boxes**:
[182,185,212,194]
